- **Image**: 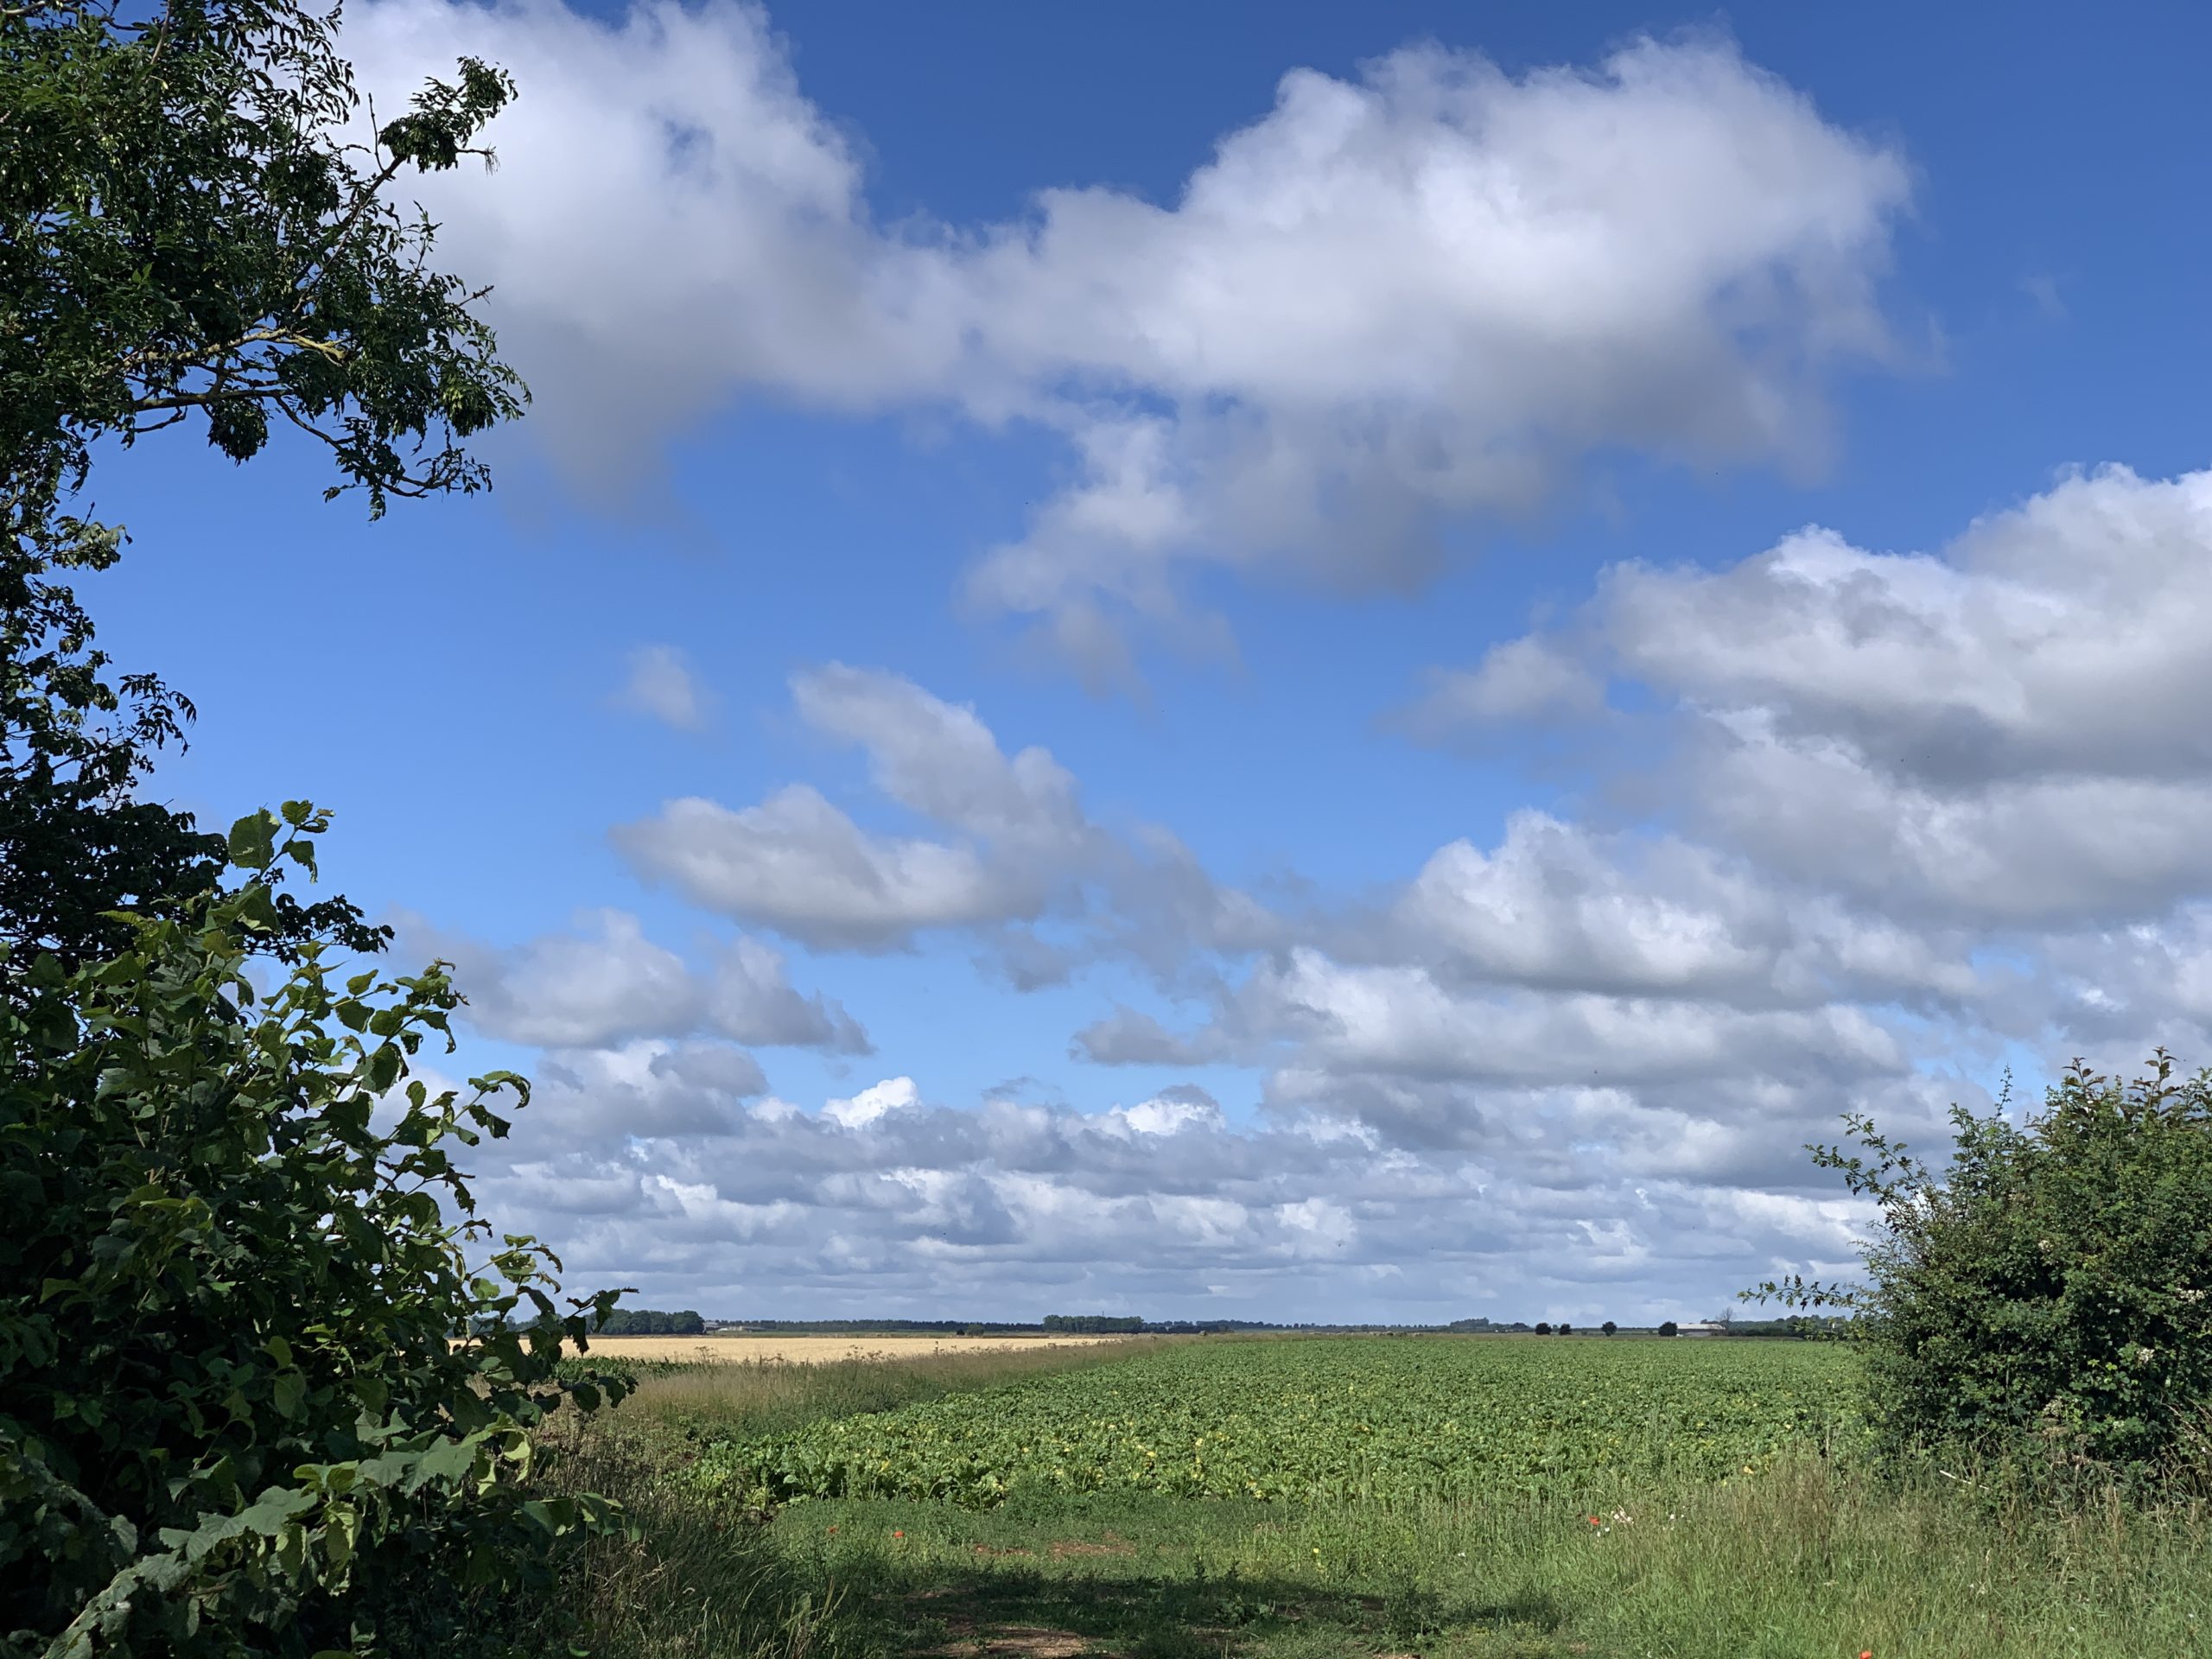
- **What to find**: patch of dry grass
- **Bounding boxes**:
[607,1338,1175,1438]
[572,1333,1136,1365]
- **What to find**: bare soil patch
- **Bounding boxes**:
[1046,1534,1137,1560]
[917,1620,1100,1657]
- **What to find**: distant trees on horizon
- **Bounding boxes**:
[594,1308,707,1336]
[1042,1313,1147,1333]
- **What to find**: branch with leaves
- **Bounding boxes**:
[3,0,527,518]
[2,0,532,971]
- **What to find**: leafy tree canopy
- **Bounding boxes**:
[0,6,636,1650]
[3,0,524,516]
[1,0,525,970]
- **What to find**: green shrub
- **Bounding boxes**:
[1758,1053,2212,1484]
[0,808,630,1657]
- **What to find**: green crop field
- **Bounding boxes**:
[695,1335,1866,1507]
[543,1336,2212,1658]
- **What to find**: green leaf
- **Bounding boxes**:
[228,811,277,871]
[272,1370,307,1419]
[367,1044,402,1093]
[234,884,281,932]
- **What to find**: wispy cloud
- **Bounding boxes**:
[615,643,712,730]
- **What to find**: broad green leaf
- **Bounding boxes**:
[227,811,277,871]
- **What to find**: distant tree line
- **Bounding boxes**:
[1435,1317,1836,1338]
[1042,1313,1147,1333]
[592,1307,706,1336]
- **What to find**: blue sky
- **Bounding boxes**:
[92,0,2212,1323]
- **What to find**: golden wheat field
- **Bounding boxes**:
[565,1332,1132,1363]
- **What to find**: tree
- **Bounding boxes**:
[1557,1322,1573,1336]
[3,0,524,512]
[1,810,631,1655]
[1534,1322,1552,1336]
[1752,1054,2212,1484]
[0,3,639,1647]
[3,0,526,969]
[1657,1321,1679,1337]
[1601,1320,1618,1337]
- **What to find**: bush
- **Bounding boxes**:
[1657,1321,1679,1337]
[1601,1321,1618,1336]
[1758,1053,2212,1485]
[1534,1322,1552,1336]
[0,809,630,1656]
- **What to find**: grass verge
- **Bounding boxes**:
[770,1465,2212,1658]
[524,1340,1173,1658]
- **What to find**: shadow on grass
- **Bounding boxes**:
[819,1554,1573,1659]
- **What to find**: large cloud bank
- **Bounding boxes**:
[351,0,1910,680]
[428,465,2212,1322]
[332,5,2212,1324]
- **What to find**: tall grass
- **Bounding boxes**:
[782,1459,2212,1657]
[601,1337,1174,1437]
[528,1425,849,1659]
[522,1340,1172,1659]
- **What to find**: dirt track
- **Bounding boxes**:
[567,1333,1130,1364]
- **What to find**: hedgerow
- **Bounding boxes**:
[1756,1053,2212,1488]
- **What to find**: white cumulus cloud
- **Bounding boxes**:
[823,1076,922,1129]
[349,2,1913,676]
[397,908,871,1052]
